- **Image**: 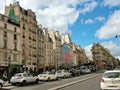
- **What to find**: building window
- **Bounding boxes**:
[3,52,6,61]
[23,24,26,29]
[14,42,17,50]
[4,23,7,29]
[14,27,17,32]
[22,32,25,38]
[4,31,7,38]
[3,39,7,48]
[14,34,17,40]
[23,49,25,55]
[13,54,17,61]
[22,40,25,47]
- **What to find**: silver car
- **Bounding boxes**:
[10,73,39,85]
[55,70,71,78]
[38,71,58,81]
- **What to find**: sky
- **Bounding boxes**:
[0,0,120,59]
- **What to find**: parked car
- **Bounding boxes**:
[38,71,58,81]
[100,70,120,90]
[80,68,91,74]
[55,70,71,78]
[69,68,80,77]
[80,66,91,74]
[10,73,39,85]
[0,79,4,89]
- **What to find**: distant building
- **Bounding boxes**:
[71,44,88,66]
[61,34,88,67]
[91,43,115,70]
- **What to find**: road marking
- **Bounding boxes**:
[48,74,102,90]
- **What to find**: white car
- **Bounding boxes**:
[55,70,71,78]
[10,73,39,85]
[0,79,4,89]
[101,70,120,90]
[38,71,58,81]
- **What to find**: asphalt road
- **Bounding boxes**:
[2,73,102,90]
[59,74,101,90]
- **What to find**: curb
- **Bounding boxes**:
[48,74,102,90]
[3,82,12,87]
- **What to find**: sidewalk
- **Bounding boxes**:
[3,81,11,87]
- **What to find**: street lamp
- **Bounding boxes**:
[115,35,120,38]
[8,50,12,82]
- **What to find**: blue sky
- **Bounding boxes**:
[0,0,120,59]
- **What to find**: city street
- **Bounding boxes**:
[3,73,102,90]
[59,74,101,90]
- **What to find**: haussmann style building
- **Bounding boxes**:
[0,14,22,76]
[91,43,116,70]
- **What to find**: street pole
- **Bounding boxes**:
[8,51,12,82]
[115,35,120,68]
[115,35,120,38]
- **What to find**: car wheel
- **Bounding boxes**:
[56,76,58,80]
[22,80,26,85]
[47,77,50,81]
[12,83,16,86]
[0,84,2,89]
[36,79,39,84]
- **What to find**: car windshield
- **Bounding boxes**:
[13,73,22,77]
[42,72,49,74]
[57,70,62,73]
[103,72,120,78]
[80,66,88,69]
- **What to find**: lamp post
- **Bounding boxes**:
[115,35,120,68]
[115,35,120,38]
[8,51,12,82]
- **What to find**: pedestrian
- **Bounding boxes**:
[3,73,7,82]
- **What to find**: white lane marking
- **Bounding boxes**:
[48,74,102,90]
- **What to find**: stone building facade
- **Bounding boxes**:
[48,31,62,70]
[43,28,54,70]
[0,14,21,74]
[91,43,116,70]
[37,25,45,72]
[5,2,38,72]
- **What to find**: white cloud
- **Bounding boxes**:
[0,0,6,14]
[80,1,97,14]
[16,0,81,34]
[95,10,120,39]
[84,19,94,24]
[0,0,97,34]
[81,16,105,24]
[104,0,120,7]
[6,0,15,6]
[37,6,79,34]
[101,41,120,58]
[95,16,105,22]
[84,44,92,58]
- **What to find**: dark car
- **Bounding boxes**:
[69,68,80,77]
